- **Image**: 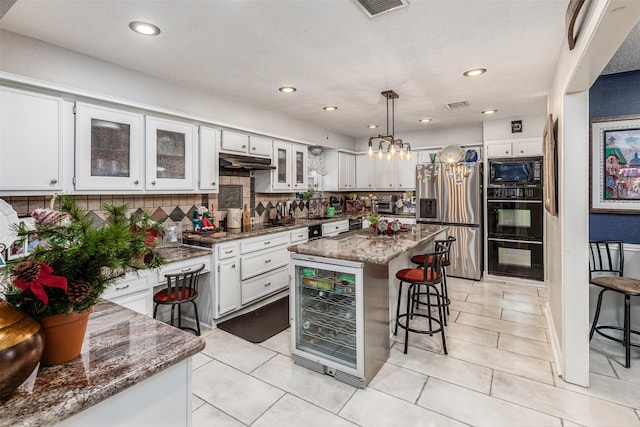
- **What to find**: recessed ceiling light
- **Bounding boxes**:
[367,124,378,129]
[419,118,432,123]
[278,86,297,93]
[463,68,487,77]
[323,106,338,111]
[482,109,498,115]
[129,21,161,36]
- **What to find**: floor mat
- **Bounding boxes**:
[216,296,290,343]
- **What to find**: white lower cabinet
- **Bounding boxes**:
[242,266,289,305]
[103,271,152,316]
[211,228,309,320]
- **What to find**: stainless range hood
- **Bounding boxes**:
[219,152,275,170]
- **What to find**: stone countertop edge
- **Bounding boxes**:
[1,300,205,427]
[287,224,449,264]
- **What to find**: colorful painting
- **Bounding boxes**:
[591,116,640,213]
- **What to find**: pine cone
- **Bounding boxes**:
[13,259,42,283]
[67,280,92,303]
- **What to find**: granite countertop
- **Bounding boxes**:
[1,300,205,426]
[182,213,419,247]
[156,244,212,263]
[182,215,353,246]
[288,224,448,264]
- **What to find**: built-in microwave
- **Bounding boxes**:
[488,157,542,186]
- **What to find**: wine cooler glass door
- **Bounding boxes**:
[291,259,363,375]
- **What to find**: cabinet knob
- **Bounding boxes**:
[151,181,156,185]
[288,184,291,187]
[505,150,509,154]
[520,150,524,154]
[232,263,236,268]
[50,179,58,184]
[252,147,256,150]
[265,259,272,264]
[264,282,271,287]
[242,145,247,149]
[211,182,216,186]
[133,180,139,185]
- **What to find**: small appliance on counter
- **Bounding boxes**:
[376,195,397,214]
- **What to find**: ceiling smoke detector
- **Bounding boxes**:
[445,101,470,110]
[354,0,408,18]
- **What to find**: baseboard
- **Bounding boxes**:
[544,301,563,380]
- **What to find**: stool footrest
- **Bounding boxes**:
[594,325,640,348]
[395,312,444,335]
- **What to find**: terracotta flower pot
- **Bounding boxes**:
[39,307,93,366]
[0,300,44,400]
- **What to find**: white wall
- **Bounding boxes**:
[483,114,547,141]
[354,124,482,152]
[0,30,355,150]
[546,0,640,386]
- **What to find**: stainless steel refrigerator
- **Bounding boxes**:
[416,162,483,280]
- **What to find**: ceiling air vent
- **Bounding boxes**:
[354,0,408,18]
[445,101,470,110]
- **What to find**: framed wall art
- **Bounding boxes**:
[590,115,640,213]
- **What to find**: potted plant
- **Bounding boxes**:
[2,196,165,365]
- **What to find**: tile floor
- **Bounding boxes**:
[190,277,640,426]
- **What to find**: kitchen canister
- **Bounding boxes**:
[226,209,242,229]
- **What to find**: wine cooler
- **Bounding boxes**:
[290,254,389,388]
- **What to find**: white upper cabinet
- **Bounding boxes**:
[485,138,542,159]
[355,153,375,190]
[323,151,355,190]
[395,155,418,190]
[249,136,272,157]
[255,140,307,192]
[291,143,308,191]
[1,87,64,192]
[145,116,196,191]
[272,140,293,191]
[75,103,144,191]
[220,130,249,154]
[375,157,396,189]
[199,126,219,192]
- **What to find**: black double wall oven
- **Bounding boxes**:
[487,157,544,281]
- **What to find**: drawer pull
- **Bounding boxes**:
[116,284,130,291]
[265,259,272,263]
[224,249,233,254]
[264,241,271,245]
[297,234,303,238]
[181,267,192,272]
[264,282,271,287]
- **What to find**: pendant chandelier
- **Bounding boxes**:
[367,90,411,162]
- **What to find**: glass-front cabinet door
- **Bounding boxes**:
[272,140,292,191]
[75,103,143,190]
[145,116,196,191]
[292,143,308,190]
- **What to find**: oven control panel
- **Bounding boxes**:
[487,186,542,200]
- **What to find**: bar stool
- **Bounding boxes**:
[394,248,448,354]
[589,241,640,368]
[410,236,455,323]
[153,264,206,336]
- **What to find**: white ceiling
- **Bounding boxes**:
[0,0,583,139]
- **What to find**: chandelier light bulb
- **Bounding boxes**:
[386,151,392,162]
[406,151,411,161]
[377,149,383,160]
[390,144,396,155]
[399,147,405,159]
[368,145,374,158]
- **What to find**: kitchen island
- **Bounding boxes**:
[0,300,205,427]
[287,224,447,387]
